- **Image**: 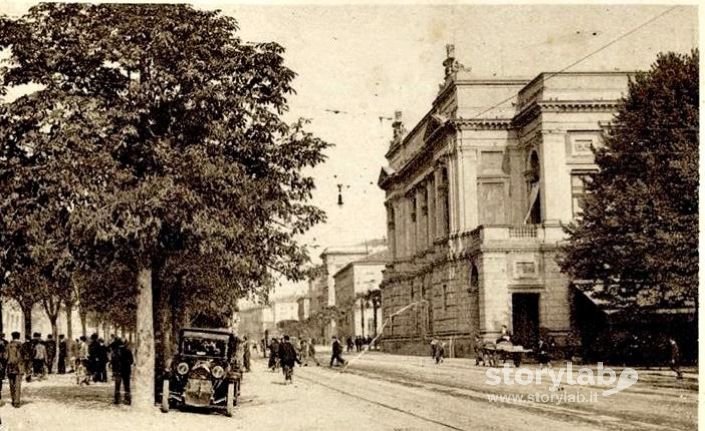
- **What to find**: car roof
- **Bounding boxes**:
[180,327,236,338]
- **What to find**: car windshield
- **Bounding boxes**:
[181,335,230,357]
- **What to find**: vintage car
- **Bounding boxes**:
[160,328,242,416]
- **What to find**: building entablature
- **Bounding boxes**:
[513,99,623,128]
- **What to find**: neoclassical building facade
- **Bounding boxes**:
[377,45,631,356]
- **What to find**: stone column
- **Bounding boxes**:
[416,186,426,252]
[426,178,435,247]
[446,154,458,235]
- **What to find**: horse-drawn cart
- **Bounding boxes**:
[481,341,532,367]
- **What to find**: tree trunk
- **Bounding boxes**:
[157,280,172,370]
[170,285,189,358]
[65,302,74,342]
[22,305,32,338]
[0,296,4,334]
[79,309,87,337]
[133,266,155,411]
[49,315,59,373]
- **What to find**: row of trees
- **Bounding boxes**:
[0,4,328,409]
[559,50,698,311]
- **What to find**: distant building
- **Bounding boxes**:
[305,242,387,339]
[297,296,311,321]
[271,296,299,323]
[378,44,633,356]
[238,305,275,343]
[334,249,388,338]
[2,299,83,340]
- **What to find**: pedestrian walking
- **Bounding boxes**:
[0,333,7,403]
[308,338,320,366]
[242,336,252,372]
[6,332,24,408]
[78,336,91,385]
[473,335,485,366]
[330,336,346,367]
[277,335,300,384]
[32,334,47,380]
[69,338,79,373]
[537,338,551,369]
[346,336,354,353]
[268,338,280,371]
[110,338,133,405]
[21,336,33,382]
[98,338,108,382]
[430,338,438,359]
[45,334,57,374]
[58,335,67,374]
[88,333,100,382]
[669,337,683,380]
[434,341,445,364]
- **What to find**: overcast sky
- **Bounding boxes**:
[1,2,698,299]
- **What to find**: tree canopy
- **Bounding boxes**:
[0,3,329,409]
[558,50,698,309]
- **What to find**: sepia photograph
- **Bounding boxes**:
[0,1,698,430]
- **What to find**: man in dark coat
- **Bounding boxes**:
[277,335,300,384]
[110,338,133,404]
[88,333,100,382]
[6,332,24,407]
[57,335,67,374]
[0,333,7,401]
[330,336,345,367]
[45,334,56,374]
[268,338,280,371]
[21,335,33,382]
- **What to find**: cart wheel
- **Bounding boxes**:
[225,382,235,417]
[160,379,170,413]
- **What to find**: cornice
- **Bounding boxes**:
[453,118,513,130]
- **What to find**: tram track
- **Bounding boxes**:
[296,362,692,431]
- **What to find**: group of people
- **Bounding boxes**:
[266,336,321,373]
[73,333,133,401]
[0,331,73,407]
[345,335,375,353]
[0,331,134,408]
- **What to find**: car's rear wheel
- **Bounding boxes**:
[225,382,235,417]
[161,379,170,413]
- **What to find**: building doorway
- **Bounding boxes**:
[512,293,539,348]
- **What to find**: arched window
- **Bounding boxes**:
[469,263,479,292]
[524,150,541,224]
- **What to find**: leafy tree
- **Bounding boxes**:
[559,50,698,309]
[0,4,328,409]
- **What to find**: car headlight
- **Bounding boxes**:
[212,365,225,379]
[176,362,189,375]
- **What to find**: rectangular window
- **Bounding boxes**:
[571,173,593,217]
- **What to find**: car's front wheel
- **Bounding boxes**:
[161,379,170,413]
[225,382,235,417]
